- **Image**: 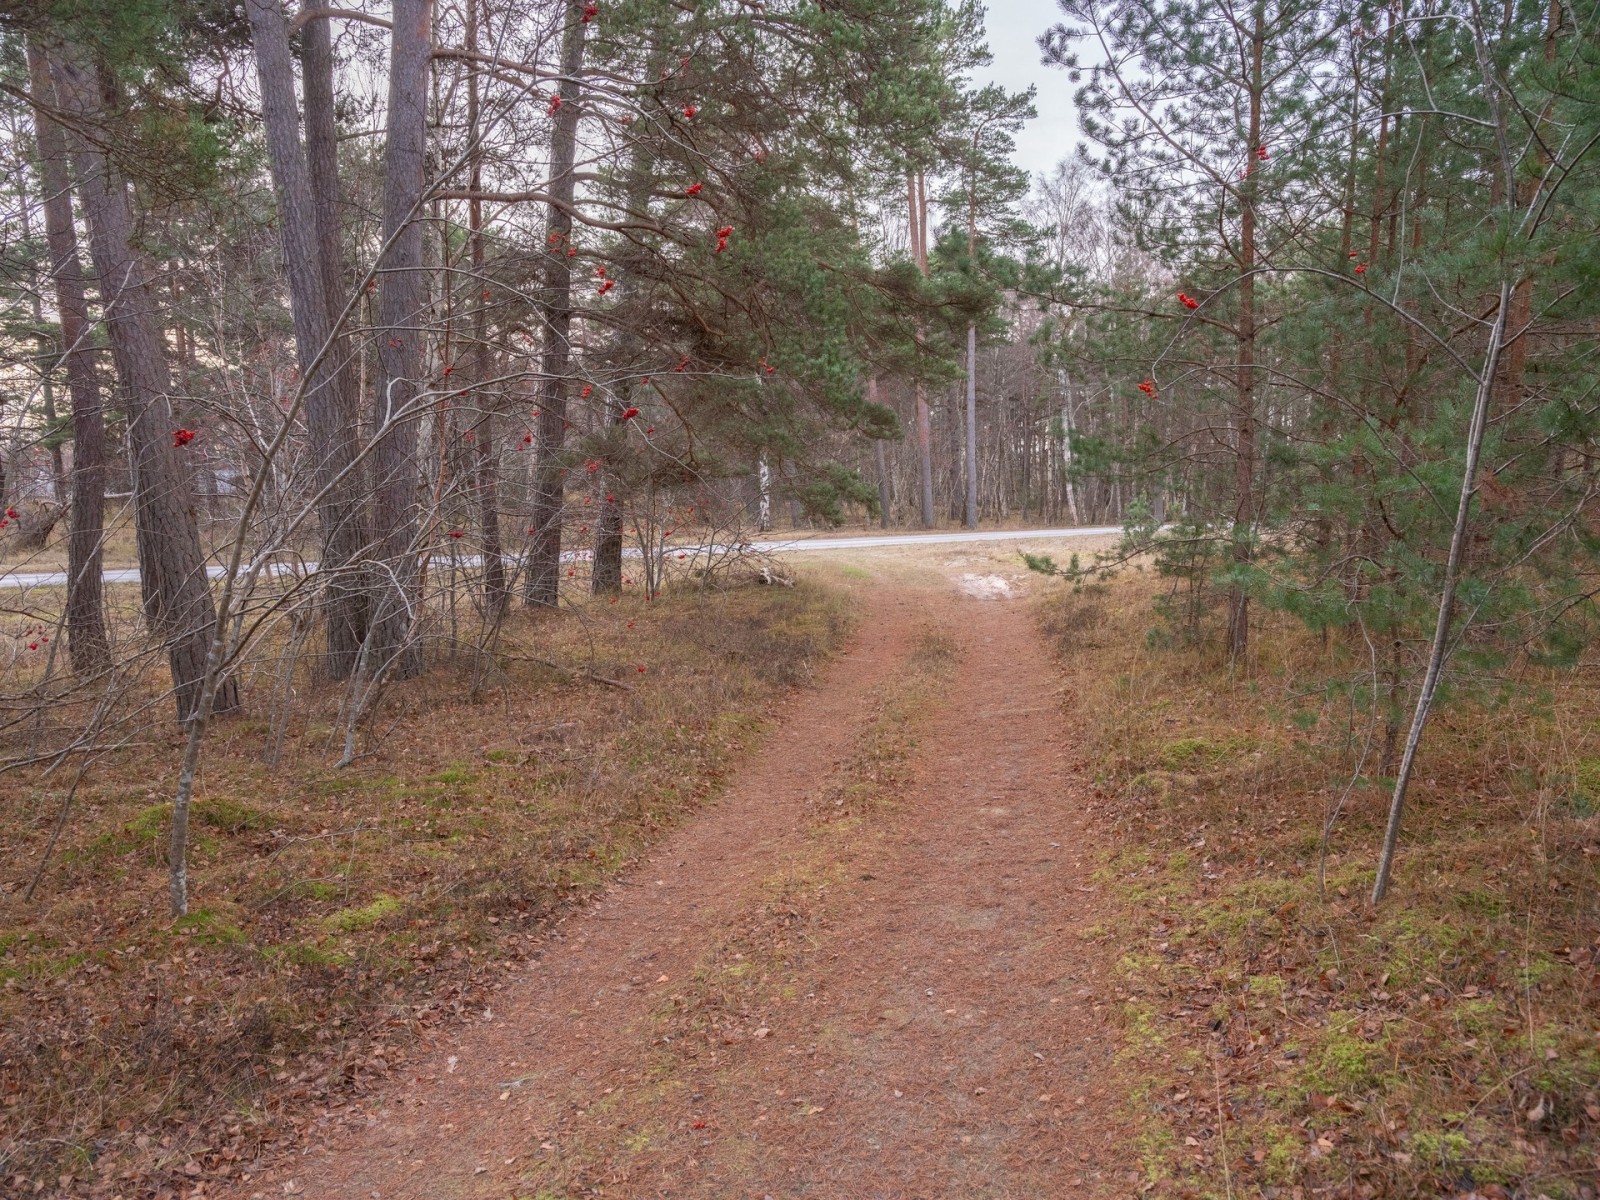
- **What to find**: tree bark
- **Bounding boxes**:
[757,455,772,531]
[25,40,109,673]
[245,0,368,678]
[908,171,935,528]
[465,0,507,615]
[870,378,891,528]
[592,483,624,592]
[1059,369,1082,526]
[303,7,370,678]
[590,93,663,596]
[964,163,980,530]
[589,391,632,594]
[525,2,588,607]
[49,48,237,720]
[1226,4,1264,666]
[301,14,346,315]
[965,323,979,529]
[368,0,432,678]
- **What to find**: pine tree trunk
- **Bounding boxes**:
[525,2,588,607]
[965,323,979,529]
[466,0,507,616]
[246,0,369,679]
[947,383,964,522]
[914,380,935,528]
[1226,5,1264,666]
[591,109,661,596]
[368,0,432,679]
[25,40,109,674]
[591,381,631,595]
[49,48,237,720]
[908,172,935,528]
[592,484,624,592]
[964,181,979,530]
[33,370,67,505]
[301,9,369,679]
[785,458,801,528]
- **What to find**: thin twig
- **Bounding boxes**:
[1212,1052,1234,1200]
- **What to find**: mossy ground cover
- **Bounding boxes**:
[0,577,851,1195]
[1039,577,1600,1199]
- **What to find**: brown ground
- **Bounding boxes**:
[220,565,1130,1200]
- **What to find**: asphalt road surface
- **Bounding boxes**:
[0,526,1122,589]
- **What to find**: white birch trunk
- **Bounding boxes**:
[757,455,772,532]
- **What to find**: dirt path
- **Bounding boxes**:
[234,574,1126,1199]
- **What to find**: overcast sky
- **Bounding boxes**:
[975,0,1080,181]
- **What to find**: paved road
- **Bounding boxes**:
[0,526,1120,590]
[749,526,1121,553]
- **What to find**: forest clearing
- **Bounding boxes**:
[2,0,1600,1196]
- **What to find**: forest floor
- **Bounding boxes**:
[211,544,1135,1200]
[7,535,1596,1199]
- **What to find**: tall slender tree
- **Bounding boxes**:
[46,46,238,720]
[525,1,589,608]
[244,0,368,678]
[24,40,108,673]
[367,0,432,677]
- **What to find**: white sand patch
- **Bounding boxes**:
[956,573,1019,600]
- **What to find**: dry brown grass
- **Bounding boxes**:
[1039,573,1600,1199]
[0,576,852,1196]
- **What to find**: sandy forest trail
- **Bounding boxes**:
[235,571,1127,1199]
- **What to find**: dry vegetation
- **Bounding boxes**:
[0,575,852,1196]
[1039,574,1600,1199]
